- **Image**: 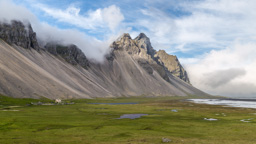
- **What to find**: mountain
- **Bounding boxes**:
[0,20,208,99]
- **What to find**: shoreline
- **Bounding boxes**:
[189,98,256,109]
[221,98,256,102]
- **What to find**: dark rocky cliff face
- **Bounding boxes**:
[0,20,89,70]
[0,20,40,51]
[44,43,90,69]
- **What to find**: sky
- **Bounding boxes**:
[0,0,256,97]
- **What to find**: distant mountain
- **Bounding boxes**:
[0,20,208,99]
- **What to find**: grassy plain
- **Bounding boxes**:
[0,94,256,144]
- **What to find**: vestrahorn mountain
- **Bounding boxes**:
[0,20,208,99]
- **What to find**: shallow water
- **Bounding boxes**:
[189,99,256,109]
[240,118,254,122]
[171,109,178,112]
[204,118,218,121]
[116,114,148,119]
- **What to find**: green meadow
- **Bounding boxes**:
[0,94,256,144]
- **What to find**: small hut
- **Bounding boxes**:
[55,99,62,104]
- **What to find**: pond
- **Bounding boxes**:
[189,99,256,109]
[116,114,148,119]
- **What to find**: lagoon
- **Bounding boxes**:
[189,99,256,109]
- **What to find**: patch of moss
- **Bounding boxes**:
[0,94,52,106]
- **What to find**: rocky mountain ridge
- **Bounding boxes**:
[155,50,190,83]
[44,43,90,69]
[0,20,207,99]
[111,33,190,83]
[0,20,40,51]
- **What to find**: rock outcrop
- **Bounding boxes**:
[0,20,40,51]
[134,33,156,57]
[154,50,190,83]
[45,43,90,69]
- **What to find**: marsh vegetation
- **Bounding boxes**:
[0,95,256,144]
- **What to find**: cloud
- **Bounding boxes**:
[102,5,124,31]
[203,68,246,88]
[184,42,256,97]
[0,0,37,24]
[130,0,256,54]
[37,4,124,32]
[0,0,119,62]
[34,22,110,62]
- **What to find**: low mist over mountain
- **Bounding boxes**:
[0,21,207,99]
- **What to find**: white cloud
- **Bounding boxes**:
[0,0,37,24]
[34,22,110,62]
[174,12,219,43]
[132,0,256,53]
[132,8,178,51]
[193,0,254,15]
[102,5,125,31]
[184,42,256,97]
[37,4,124,32]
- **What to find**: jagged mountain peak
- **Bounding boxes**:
[44,42,90,69]
[134,33,155,57]
[112,33,154,55]
[111,33,190,83]
[135,33,149,40]
[116,33,132,42]
[0,20,40,51]
[111,33,140,55]
[121,33,132,38]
